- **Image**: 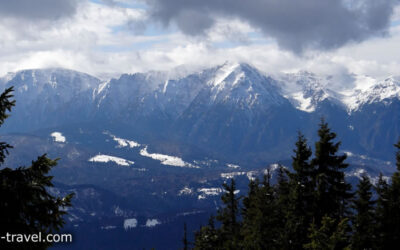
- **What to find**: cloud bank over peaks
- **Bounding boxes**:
[144,0,399,53]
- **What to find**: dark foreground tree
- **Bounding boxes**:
[375,173,391,249]
[285,133,315,249]
[0,87,73,250]
[216,179,241,249]
[351,175,376,249]
[193,216,219,250]
[386,139,400,246]
[241,172,280,249]
[311,119,353,224]
[304,216,350,250]
[194,179,241,249]
[183,223,189,250]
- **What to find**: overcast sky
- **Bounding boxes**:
[0,0,399,80]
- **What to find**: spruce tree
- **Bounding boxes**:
[193,216,220,250]
[375,141,400,248]
[183,223,189,250]
[241,178,263,249]
[241,171,282,249]
[351,175,376,250]
[375,173,391,249]
[387,139,400,245]
[0,87,74,250]
[0,87,15,164]
[275,166,291,248]
[286,132,315,249]
[216,179,241,249]
[311,119,352,224]
[304,216,350,250]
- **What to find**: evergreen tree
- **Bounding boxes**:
[193,216,220,250]
[0,88,15,164]
[0,87,74,250]
[275,166,291,248]
[241,178,259,220]
[241,171,281,249]
[241,178,263,249]
[351,175,376,250]
[375,173,391,249]
[311,119,352,223]
[216,179,241,249]
[386,139,400,246]
[286,133,315,249]
[304,216,350,250]
[183,223,189,250]
[375,141,400,248]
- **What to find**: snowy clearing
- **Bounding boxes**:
[89,154,134,166]
[145,219,161,227]
[124,218,137,230]
[139,147,199,168]
[51,132,66,143]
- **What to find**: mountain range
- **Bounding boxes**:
[1,62,399,249]
[1,62,399,163]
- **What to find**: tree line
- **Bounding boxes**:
[187,120,400,250]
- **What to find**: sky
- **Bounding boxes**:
[0,0,399,80]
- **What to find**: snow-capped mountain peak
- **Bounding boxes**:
[279,71,332,112]
[202,62,285,108]
[349,76,400,111]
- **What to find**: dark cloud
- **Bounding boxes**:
[143,0,399,53]
[0,0,79,20]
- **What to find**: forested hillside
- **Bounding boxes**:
[190,121,400,249]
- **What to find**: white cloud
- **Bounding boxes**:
[0,2,147,77]
[0,0,398,88]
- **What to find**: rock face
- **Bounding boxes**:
[1,63,400,162]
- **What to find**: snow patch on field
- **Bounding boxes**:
[124,218,137,230]
[113,136,140,148]
[226,163,240,169]
[51,132,66,143]
[221,172,246,179]
[103,131,141,148]
[197,188,223,200]
[89,154,134,166]
[145,219,161,227]
[221,170,257,181]
[178,187,193,196]
[139,146,199,168]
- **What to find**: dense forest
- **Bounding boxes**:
[188,121,400,250]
